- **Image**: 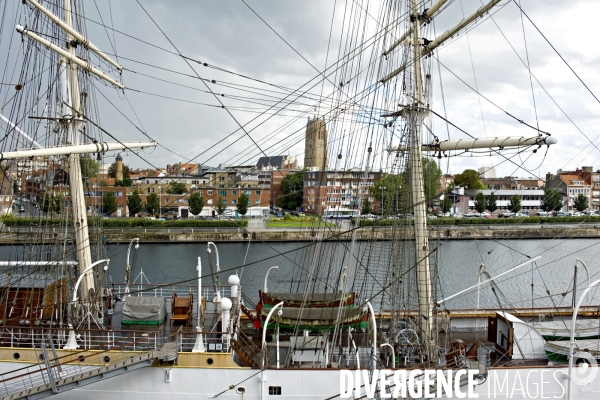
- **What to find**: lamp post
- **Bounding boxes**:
[380,186,386,215]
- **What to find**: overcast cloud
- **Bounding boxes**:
[2,0,600,180]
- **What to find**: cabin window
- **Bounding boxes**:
[268,386,282,395]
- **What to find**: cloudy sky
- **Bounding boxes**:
[2,0,600,180]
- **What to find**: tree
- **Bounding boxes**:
[454,169,486,189]
[188,192,204,217]
[277,170,304,210]
[540,188,563,212]
[53,194,64,215]
[237,192,249,217]
[440,195,452,213]
[509,195,522,213]
[474,192,487,213]
[40,192,53,214]
[215,194,227,216]
[166,181,187,194]
[371,174,408,215]
[108,162,131,179]
[145,192,160,216]
[573,193,589,212]
[127,190,143,215]
[487,192,498,213]
[102,191,118,215]
[421,157,443,204]
[361,197,373,215]
[80,156,98,179]
[115,178,132,187]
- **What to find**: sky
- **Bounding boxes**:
[2,0,600,180]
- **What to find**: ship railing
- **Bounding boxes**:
[111,282,232,301]
[0,326,164,352]
[0,332,154,397]
[179,330,230,353]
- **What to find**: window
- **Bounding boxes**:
[232,190,237,195]
[219,176,225,182]
[151,188,155,193]
[207,190,213,195]
[219,185,225,188]
[244,190,251,196]
[232,199,237,205]
[165,198,170,203]
[219,190,227,196]
[255,199,260,205]
[255,190,261,195]
[147,189,150,193]
[207,199,213,205]
[268,386,282,395]
[115,191,122,197]
[155,180,158,184]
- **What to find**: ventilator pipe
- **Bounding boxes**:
[229,274,240,298]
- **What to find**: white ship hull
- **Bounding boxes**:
[0,361,597,399]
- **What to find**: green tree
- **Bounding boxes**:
[454,169,486,189]
[108,162,131,179]
[40,192,53,214]
[102,191,118,215]
[361,197,373,215]
[474,192,487,213]
[166,181,187,194]
[80,156,98,179]
[53,194,64,215]
[145,192,160,216]
[540,188,563,212]
[509,195,522,213]
[237,192,249,217]
[441,195,452,213]
[188,192,204,217]
[215,194,227,217]
[421,157,443,204]
[115,178,132,187]
[127,190,143,215]
[277,170,304,210]
[573,193,589,212]
[371,174,408,215]
[487,192,498,213]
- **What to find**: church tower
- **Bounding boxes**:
[304,117,327,169]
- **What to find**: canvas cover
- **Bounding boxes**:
[122,296,167,325]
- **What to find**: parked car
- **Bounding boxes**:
[19,206,25,213]
[298,212,305,217]
[290,211,299,216]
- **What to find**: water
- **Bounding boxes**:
[3,238,600,310]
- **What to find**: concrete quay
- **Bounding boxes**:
[1,222,598,244]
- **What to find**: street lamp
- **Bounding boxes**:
[158,186,161,217]
[380,186,386,215]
